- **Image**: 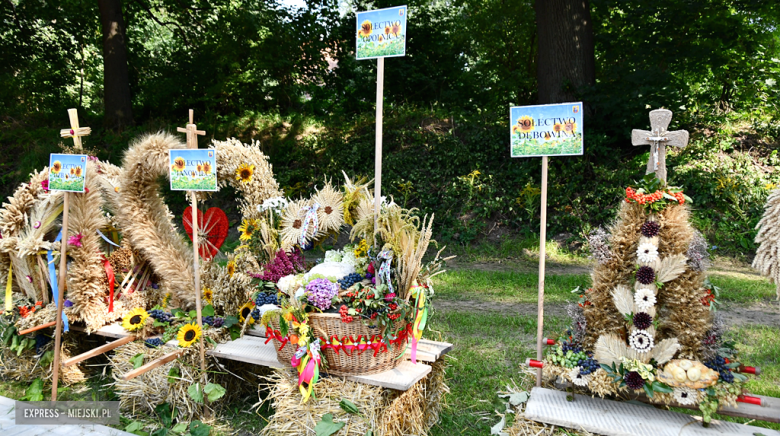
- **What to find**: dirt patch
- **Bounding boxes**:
[446,258,591,276]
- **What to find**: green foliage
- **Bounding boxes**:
[21,378,44,402]
[313,413,345,436]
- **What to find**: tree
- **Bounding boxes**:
[534,0,595,104]
[98,0,134,128]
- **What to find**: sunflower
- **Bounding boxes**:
[238,302,255,325]
[563,120,578,134]
[378,35,384,43]
[391,21,401,37]
[238,218,259,241]
[196,164,203,173]
[203,287,213,305]
[358,20,372,38]
[202,161,212,174]
[552,123,563,133]
[236,163,254,184]
[384,25,391,36]
[544,132,551,140]
[517,115,534,133]
[226,260,236,278]
[51,161,62,174]
[172,157,186,172]
[177,323,202,348]
[75,166,82,177]
[191,170,197,178]
[122,307,149,332]
[70,167,75,175]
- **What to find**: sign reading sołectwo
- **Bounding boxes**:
[510,102,584,158]
[356,5,407,60]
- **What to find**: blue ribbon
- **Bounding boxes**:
[378,250,394,294]
[47,230,68,332]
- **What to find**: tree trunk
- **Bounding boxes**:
[535,0,595,104]
[98,0,133,128]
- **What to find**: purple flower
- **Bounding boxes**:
[151,283,159,289]
[371,276,376,285]
[304,278,339,310]
[68,233,83,248]
[64,300,73,308]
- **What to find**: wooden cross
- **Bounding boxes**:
[59,108,91,150]
[177,109,206,150]
[631,109,689,183]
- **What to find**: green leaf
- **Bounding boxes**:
[204,383,226,402]
[339,398,360,414]
[365,431,372,436]
[125,421,146,435]
[651,381,673,393]
[39,350,54,368]
[201,305,215,317]
[151,428,168,436]
[188,310,197,318]
[279,317,289,337]
[155,402,174,428]
[130,353,145,369]
[188,383,204,403]
[171,308,185,318]
[188,420,211,436]
[171,422,187,433]
[733,372,748,382]
[222,316,239,329]
[314,413,345,436]
[168,366,181,384]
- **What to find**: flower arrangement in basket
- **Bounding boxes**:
[234,173,450,402]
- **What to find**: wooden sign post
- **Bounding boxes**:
[510,102,584,386]
[51,108,90,401]
[176,110,207,373]
[373,57,384,241]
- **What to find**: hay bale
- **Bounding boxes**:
[261,360,450,436]
[0,334,87,386]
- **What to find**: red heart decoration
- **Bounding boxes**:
[183,207,229,260]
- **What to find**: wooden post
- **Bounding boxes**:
[121,349,186,381]
[18,321,56,336]
[177,109,206,373]
[51,193,69,400]
[535,156,548,387]
[63,335,134,367]
[373,57,384,247]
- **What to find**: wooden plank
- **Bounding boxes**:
[345,361,431,391]
[207,336,284,369]
[18,321,56,335]
[526,387,780,436]
[121,349,185,381]
[410,340,453,361]
[635,393,780,423]
[245,325,267,338]
[63,335,134,367]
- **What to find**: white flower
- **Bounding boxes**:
[258,196,289,214]
[634,288,656,310]
[629,330,655,353]
[277,274,303,294]
[636,242,659,263]
[673,387,699,405]
[324,250,343,263]
[568,367,591,387]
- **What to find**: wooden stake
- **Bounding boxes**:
[121,349,186,381]
[51,192,69,400]
[535,156,548,387]
[373,57,384,247]
[18,321,56,336]
[63,335,134,367]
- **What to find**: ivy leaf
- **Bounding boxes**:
[167,366,180,384]
[188,383,204,403]
[201,305,215,317]
[189,421,211,436]
[171,422,187,433]
[151,427,168,436]
[130,353,145,369]
[204,383,226,402]
[222,315,239,328]
[314,413,345,436]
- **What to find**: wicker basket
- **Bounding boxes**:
[268,318,297,367]
[308,312,407,376]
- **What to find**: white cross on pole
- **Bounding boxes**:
[631,109,689,184]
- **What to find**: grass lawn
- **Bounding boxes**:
[0,260,777,435]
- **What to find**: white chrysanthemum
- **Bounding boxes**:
[277,274,303,294]
[568,367,591,387]
[324,250,343,263]
[258,196,289,215]
[636,242,659,263]
[673,387,699,405]
[629,330,655,353]
[634,288,657,310]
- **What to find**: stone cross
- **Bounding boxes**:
[59,108,91,150]
[631,109,689,184]
[177,109,206,150]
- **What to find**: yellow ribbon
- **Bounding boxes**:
[5,263,13,313]
[42,204,64,229]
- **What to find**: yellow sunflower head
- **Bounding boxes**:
[238,218,259,241]
[196,164,203,173]
[173,157,186,172]
[517,115,534,133]
[226,260,236,278]
[122,307,149,332]
[358,20,373,38]
[238,302,255,325]
[236,163,254,184]
[51,161,62,174]
[202,161,212,174]
[391,21,401,37]
[378,34,384,42]
[203,287,213,304]
[75,166,82,177]
[544,132,551,140]
[65,174,69,180]
[563,121,577,134]
[70,167,75,175]
[553,123,563,133]
[177,323,202,348]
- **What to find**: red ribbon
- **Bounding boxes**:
[265,326,290,351]
[103,257,115,313]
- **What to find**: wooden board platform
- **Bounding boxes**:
[208,336,285,369]
[526,387,780,436]
[345,360,431,391]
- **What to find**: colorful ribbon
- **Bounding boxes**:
[4,263,12,313]
[409,284,428,364]
[299,203,320,246]
[47,231,68,332]
[298,339,321,403]
[378,249,394,294]
[96,229,120,248]
[103,257,115,313]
